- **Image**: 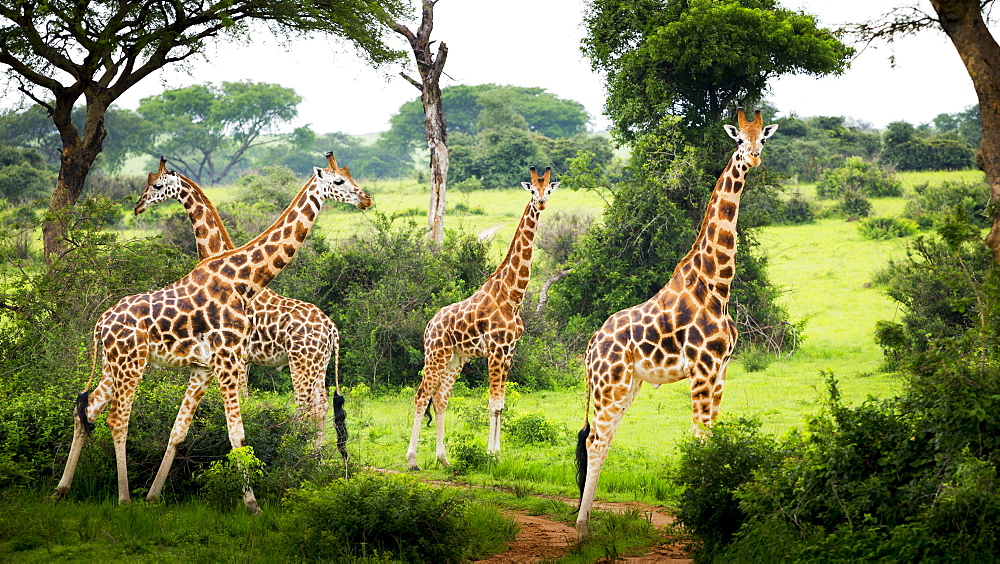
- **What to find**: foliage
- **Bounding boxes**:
[385,84,590,149]
[838,189,873,218]
[278,215,492,389]
[672,416,783,559]
[536,211,596,266]
[766,115,881,182]
[281,473,486,562]
[934,103,982,148]
[0,197,197,385]
[0,105,156,173]
[873,214,994,357]
[815,156,902,199]
[503,412,563,446]
[138,81,303,185]
[903,179,991,229]
[195,446,265,511]
[582,0,853,143]
[857,216,918,240]
[725,366,1000,561]
[881,121,977,171]
[447,433,499,476]
[0,144,53,202]
[774,191,816,224]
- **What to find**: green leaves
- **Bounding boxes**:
[583,0,854,140]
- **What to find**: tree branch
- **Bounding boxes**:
[400,71,423,91]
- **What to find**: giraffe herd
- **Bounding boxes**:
[50,109,777,538]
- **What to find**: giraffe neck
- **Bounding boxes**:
[485,201,540,306]
[175,175,237,260]
[668,154,749,297]
[198,176,323,298]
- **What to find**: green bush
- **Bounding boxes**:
[504,412,562,445]
[447,433,498,476]
[195,446,264,511]
[816,156,901,199]
[903,180,990,229]
[672,416,783,559]
[281,473,479,562]
[775,191,816,224]
[280,214,492,390]
[857,216,918,240]
[838,189,872,218]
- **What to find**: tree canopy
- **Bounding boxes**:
[139,81,302,185]
[0,0,408,260]
[385,84,590,149]
[582,0,854,142]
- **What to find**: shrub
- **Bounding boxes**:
[672,416,783,559]
[536,211,594,266]
[816,157,901,199]
[281,473,477,562]
[775,191,816,224]
[196,446,264,511]
[276,214,492,390]
[903,180,990,229]
[504,412,562,445]
[447,433,498,476]
[739,346,773,372]
[857,216,918,240]
[838,189,872,218]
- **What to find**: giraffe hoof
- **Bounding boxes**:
[408,464,421,471]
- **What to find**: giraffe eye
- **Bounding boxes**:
[334,179,345,186]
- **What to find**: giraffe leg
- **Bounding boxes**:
[52,375,115,500]
[486,350,513,454]
[106,365,145,505]
[215,363,261,514]
[432,357,464,467]
[576,370,641,538]
[690,366,721,437]
[407,347,450,470]
[147,366,212,502]
[709,362,730,424]
[287,351,328,452]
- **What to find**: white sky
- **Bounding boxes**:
[8,0,994,135]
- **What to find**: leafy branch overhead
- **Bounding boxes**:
[0,0,411,261]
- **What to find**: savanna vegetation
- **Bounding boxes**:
[3,0,1000,561]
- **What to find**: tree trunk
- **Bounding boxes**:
[393,0,449,246]
[43,97,107,263]
[930,0,1000,262]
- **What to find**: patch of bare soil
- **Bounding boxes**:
[476,498,692,563]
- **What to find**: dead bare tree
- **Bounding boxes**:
[393,0,449,245]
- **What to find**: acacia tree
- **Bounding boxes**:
[0,0,407,263]
[139,81,302,185]
[582,0,854,144]
[392,0,449,246]
[850,1,1000,263]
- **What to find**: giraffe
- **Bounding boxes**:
[51,153,371,512]
[134,157,346,460]
[406,166,559,470]
[574,109,777,536]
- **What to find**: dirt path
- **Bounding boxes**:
[475,498,692,563]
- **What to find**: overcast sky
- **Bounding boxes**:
[16,0,997,135]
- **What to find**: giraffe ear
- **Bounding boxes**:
[521,181,532,192]
[723,124,739,140]
[762,124,779,139]
[549,181,560,192]
[314,167,325,178]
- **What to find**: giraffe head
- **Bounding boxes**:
[520,166,560,210]
[722,108,778,168]
[135,156,183,215]
[313,152,373,210]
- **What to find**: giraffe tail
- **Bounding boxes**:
[76,392,95,436]
[573,375,593,513]
[331,327,349,464]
